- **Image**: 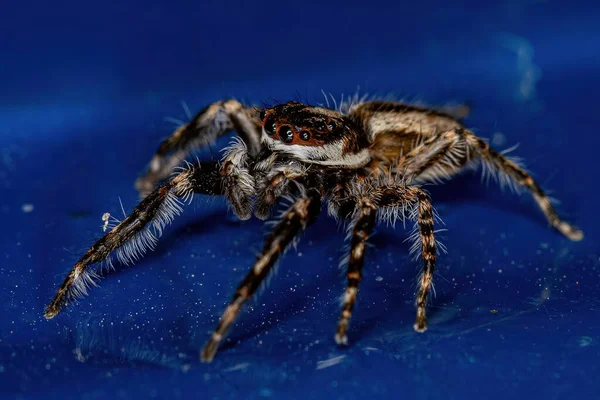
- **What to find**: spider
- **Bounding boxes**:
[44,96,583,362]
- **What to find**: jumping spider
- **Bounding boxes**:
[45,96,583,362]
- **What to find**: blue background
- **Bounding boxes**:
[1,1,599,399]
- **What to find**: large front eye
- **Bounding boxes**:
[279,126,294,143]
[264,118,276,136]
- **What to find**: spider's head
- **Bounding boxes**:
[259,101,370,168]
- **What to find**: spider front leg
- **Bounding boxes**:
[253,162,306,219]
[201,189,322,362]
[136,99,262,197]
[44,162,223,319]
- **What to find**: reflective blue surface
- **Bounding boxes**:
[1,1,599,399]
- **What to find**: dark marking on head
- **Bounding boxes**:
[261,101,368,155]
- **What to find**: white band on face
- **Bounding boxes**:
[262,132,371,168]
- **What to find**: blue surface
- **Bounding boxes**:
[1,1,600,399]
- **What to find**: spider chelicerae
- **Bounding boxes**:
[45,96,583,362]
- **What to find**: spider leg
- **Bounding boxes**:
[335,201,377,345]
[373,185,438,332]
[200,190,322,363]
[253,162,306,219]
[350,100,582,241]
[44,162,223,320]
[220,138,257,220]
[403,128,583,241]
[403,128,467,180]
[462,131,583,241]
[136,99,262,197]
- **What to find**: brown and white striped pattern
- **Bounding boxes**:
[366,185,438,332]
[412,191,437,332]
[463,133,583,241]
[44,163,223,320]
[135,99,261,197]
[335,202,377,345]
[200,191,322,362]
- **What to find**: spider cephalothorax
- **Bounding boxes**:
[261,101,370,167]
[45,97,583,362]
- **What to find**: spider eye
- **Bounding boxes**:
[299,130,310,141]
[279,126,294,143]
[259,109,266,121]
[327,121,337,130]
[264,118,276,136]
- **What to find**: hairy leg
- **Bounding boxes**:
[335,201,377,345]
[402,128,582,241]
[372,185,438,332]
[220,138,257,220]
[136,99,262,196]
[462,131,583,241]
[45,162,223,319]
[349,100,581,240]
[253,161,306,219]
[403,128,469,181]
[201,190,322,362]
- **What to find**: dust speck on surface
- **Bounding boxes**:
[316,355,346,370]
[21,203,34,213]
